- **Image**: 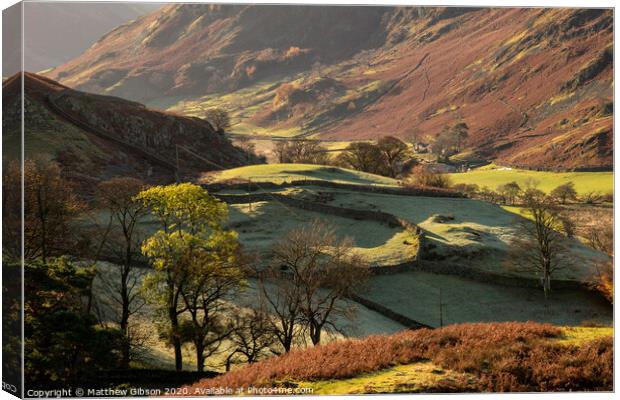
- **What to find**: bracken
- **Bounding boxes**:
[181,322,612,393]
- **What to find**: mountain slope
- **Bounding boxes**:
[45,5,613,169]
[2,72,253,187]
[45,4,390,102]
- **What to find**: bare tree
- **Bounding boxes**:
[3,158,84,262]
[505,189,575,298]
[406,165,452,188]
[430,126,456,163]
[583,217,613,302]
[336,142,387,175]
[203,108,231,133]
[258,267,303,353]
[451,122,469,153]
[550,182,577,204]
[497,181,521,205]
[225,305,277,370]
[235,136,257,162]
[95,177,148,368]
[273,139,328,165]
[262,220,369,348]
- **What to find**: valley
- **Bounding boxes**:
[3,2,614,396]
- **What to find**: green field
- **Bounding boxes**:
[204,163,399,186]
[448,164,613,195]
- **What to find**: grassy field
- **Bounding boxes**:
[203,163,399,186]
[448,164,613,195]
[228,200,417,266]
[308,187,604,282]
[168,75,303,137]
[364,271,612,327]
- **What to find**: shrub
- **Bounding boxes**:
[452,183,479,197]
[407,165,452,188]
[549,182,577,204]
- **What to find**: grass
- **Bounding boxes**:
[314,188,603,282]
[204,163,399,186]
[448,164,612,195]
[303,362,476,394]
[555,326,614,346]
[4,100,106,170]
[227,200,416,267]
[185,322,613,393]
[364,271,612,327]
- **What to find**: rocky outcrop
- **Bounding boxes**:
[2,72,258,185]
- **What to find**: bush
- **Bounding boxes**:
[549,182,577,204]
[407,165,452,188]
[452,183,479,197]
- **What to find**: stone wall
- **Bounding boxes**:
[205,180,463,198]
[215,192,426,272]
[417,260,591,291]
[348,294,432,329]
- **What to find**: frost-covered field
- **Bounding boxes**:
[365,271,612,327]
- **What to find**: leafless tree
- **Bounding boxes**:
[261,220,369,349]
[497,181,521,205]
[336,142,387,175]
[406,164,452,189]
[273,139,328,165]
[225,304,278,370]
[550,182,577,204]
[505,189,575,298]
[258,266,303,353]
[3,158,84,262]
[95,177,148,368]
[235,136,257,162]
[203,108,231,133]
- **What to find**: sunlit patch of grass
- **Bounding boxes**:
[302,362,476,394]
[555,326,613,346]
[205,163,398,185]
[504,30,527,46]
[448,164,612,195]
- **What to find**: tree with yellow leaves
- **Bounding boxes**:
[137,183,245,371]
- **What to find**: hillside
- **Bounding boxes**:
[44,5,613,169]
[200,167,611,331]
[2,72,253,188]
[184,322,613,393]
